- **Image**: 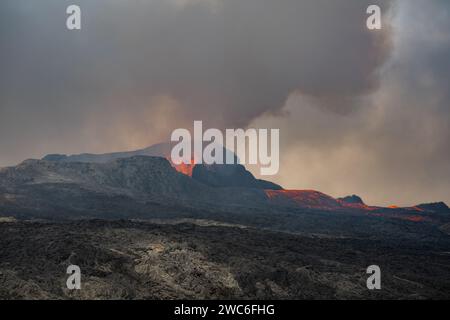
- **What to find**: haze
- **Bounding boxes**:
[0,0,449,206]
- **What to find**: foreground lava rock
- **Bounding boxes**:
[0,219,449,300]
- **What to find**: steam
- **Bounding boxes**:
[0,0,391,165]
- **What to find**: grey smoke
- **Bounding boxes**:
[3,0,449,207]
[251,0,450,206]
[0,0,391,165]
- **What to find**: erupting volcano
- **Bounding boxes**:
[170,158,196,177]
[36,143,449,222]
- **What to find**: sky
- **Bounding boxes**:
[0,0,449,206]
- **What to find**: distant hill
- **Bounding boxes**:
[417,202,450,213]
[338,195,365,205]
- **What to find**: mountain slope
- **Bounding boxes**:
[42,143,173,164]
[0,152,448,226]
[42,143,280,190]
[1,156,206,199]
[192,164,282,190]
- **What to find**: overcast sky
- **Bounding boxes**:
[1,0,449,206]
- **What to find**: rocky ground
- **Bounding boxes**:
[1,155,449,299]
[1,218,449,300]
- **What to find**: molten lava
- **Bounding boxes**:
[170,158,196,177]
[166,157,432,223]
[264,190,343,210]
[264,190,376,212]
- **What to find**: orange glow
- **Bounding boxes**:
[405,215,426,222]
[264,190,380,211]
[264,190,343,210]
[170,158,196,177]
[371,213,427,222]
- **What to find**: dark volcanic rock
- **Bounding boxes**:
[41,143,283,191]
[0,219,449,300]
[192,164,282,190]
[42,154,68,162]
[0,156,273,219]
[417,202,450,213]
[2,149,450,237]
[338,195,365,205]
[0,156,207,199]
[42,143,173,164]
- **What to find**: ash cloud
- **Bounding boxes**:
[5,0,447,207]
[0,0,391,165]
[251,0,450,206]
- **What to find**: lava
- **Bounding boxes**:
[264,190,343,210]
[170,157,196,177]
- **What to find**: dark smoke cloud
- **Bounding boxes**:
[0,0,391,165]
[252,0,450,206]
[8,0,447,207]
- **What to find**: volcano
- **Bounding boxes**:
[42,142,281,190]
[0,143,444,224]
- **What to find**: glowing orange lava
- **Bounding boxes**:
[171,158,196,177]
[264,190,343,210]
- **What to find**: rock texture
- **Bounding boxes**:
[0,146,449,300]
[1,219,449,300]
[192,164,282,190]
[338,195,365,205]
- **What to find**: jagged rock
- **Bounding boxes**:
[1,219,449,300]
[192,164,282,190]
[338,195,365,205]
[416,202,450,213]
